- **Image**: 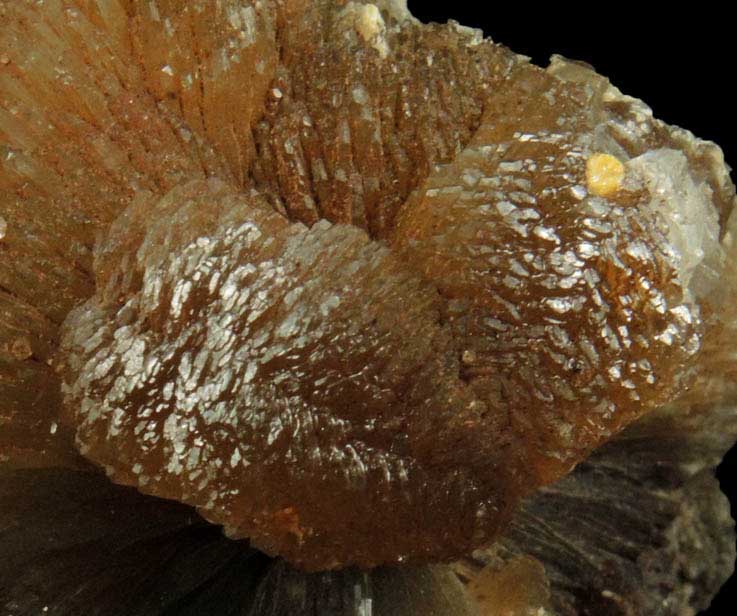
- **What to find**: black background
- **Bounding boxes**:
[407,2,737,613]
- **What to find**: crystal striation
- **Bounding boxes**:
[1,0,735,577]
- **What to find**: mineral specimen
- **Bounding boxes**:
[1,0,735,610]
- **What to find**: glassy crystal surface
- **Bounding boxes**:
[1,0,735,583]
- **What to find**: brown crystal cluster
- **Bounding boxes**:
[2,0,735,573]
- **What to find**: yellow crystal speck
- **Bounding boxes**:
[345,2,389,58]
[586,153,625,197]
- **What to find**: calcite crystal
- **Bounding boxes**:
[1,0,735,602]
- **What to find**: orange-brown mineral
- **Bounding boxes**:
[2,0,735,575]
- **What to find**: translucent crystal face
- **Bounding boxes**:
[2,0,734,571]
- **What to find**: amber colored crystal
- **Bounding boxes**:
[2,0,736,574]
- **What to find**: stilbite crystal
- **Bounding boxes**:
[0,0,735,592]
